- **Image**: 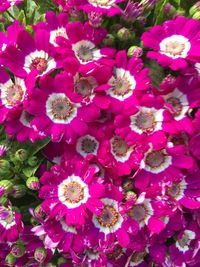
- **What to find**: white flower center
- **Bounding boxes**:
[19,110,34,128]
[76,135,99,157]
[160,35,191,59]
[46,93,77,124]
[88,0,115,8]
[72,40,95,64]
[143,149,172,174]
[58,175,90,209]
[50,27,68,47]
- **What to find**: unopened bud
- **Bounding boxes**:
[125,191,137,201]
[26,177,40,190]
[0,159,12,177]
[117,27,132,41]
[103,34,115,46]
[34,248,47,263]
[5,253,16,265]
[12,185,26,198]
[15,149,28,161]
[34,205,45,219]
[11,243,26,258]
[128,46,143,58]
[0,180,13,196]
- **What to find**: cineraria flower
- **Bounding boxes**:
[104,50,150,114]
[80,0,124,16]
[5,108,44,142]
[28,74,100,143]
[161,76,200,134]
[35,11,68,48]
[0,0,23,13]
[39,160,105,225]
[142,16,200,70]
[91,185,131,247]
[65,21,115,73]
[166,171,200,209]
[134,143,194,190]
[0,20,24,53]
[98,134,143,176]
[115,94,168,146]
[0,67,27,123]
[169,221,200,266]
[0,205,23,242]
[0,28,60,79]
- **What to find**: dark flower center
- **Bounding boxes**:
[166,96,182,116]
[81,137,97,154]
[76,45,93,63]
[30,57,48,73]
[111,77,131,96]
[64,181,84,204]
[112,136,129,157]
[129,205,146,222]
[75,78,93,97]
[97,205,119,227]
[51,97,74,120]
[145,150,166,168]
[135,111,156,132]
[6,84,23,106]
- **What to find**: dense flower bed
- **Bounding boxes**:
[0,0,200,266]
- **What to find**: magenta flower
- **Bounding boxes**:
[39,160,105,225]
[104,50,151,114]
[0,28,60,79]
[5,108,44,142]
[64,21,115,73]
[0,0,23,13]
[28,74,101,143]
[142,16,200,70]
[0,205,23,242]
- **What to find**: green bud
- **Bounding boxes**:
[0,180,13,196]
[0,159,12,177]
[125,191,137,201]
[34,205,45,219]
[12,185,26,198]
[117,27,133,41]
[189,2,200,17]
[123,180,134,192]
[11,243,26,258]
[30,217,38,226]
[15,149,28,161]
[0,196,9,205]
[34,248,47,263]
[127,46,143,58]
[27,156,38,167]
[103,34,115,46]
[192,11,200,20]
[5,253,16,265]
[26,177,40,190]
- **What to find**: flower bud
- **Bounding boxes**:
[11,243,26,258]
[0,196,9,205]
[192,11,200,20]
[34,205,45,219]
[0,145,7,157]
[0,159,12,177]
[5,253,16,265]
[140,0,156,12]
[26,177,40,190]
[88,11,103,28]
[11,185,26,198]
[123,180,134,191]
[0,180,13,197]
[27,156,38,167]
[34,248,47,263]
[58,257,67,265]
[164,3,176,17]
[189,2,200,17]
[128,46,143,58]
[125,191,137,201]
[103,34,115,46]
[15,149,28,161]
[117,27,132,41]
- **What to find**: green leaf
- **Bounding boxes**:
[28,138,50,157]
[154,0,168,25]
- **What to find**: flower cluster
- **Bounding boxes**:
[0,0,200,266]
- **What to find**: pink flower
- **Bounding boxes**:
[0,27,60,79]
[39,160,105,225]
[0,205,23,242]
[104,50,151,114]
[28,74,100,143]
[142,16,200,70]
[0,0,23,13]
